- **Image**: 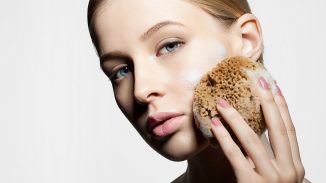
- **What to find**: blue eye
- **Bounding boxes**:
[158,41,184,56]
[112,66,131,80]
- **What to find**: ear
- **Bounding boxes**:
[233,13,264,61]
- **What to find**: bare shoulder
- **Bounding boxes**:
[303,177,312,183]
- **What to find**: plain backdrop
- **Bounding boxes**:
[0,0,325,182]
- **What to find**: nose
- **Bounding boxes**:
[133,60,166,104]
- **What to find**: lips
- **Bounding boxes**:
[147,112,184,136]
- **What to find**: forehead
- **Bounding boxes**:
[93,0,222,53]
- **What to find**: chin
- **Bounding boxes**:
[155,125,209,161]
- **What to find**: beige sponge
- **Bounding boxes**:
[193,56,277,147]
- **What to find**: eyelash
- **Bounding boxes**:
[110,40,185,82]
[109,65,132,81]
[157,40,184,56]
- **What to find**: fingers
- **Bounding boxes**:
[255,76,299,182]
[255,77,294,167]
[210,74,303,182]
[214,99,276,177]
[273,83,305,181]
[210,118,253,175]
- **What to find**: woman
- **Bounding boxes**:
[87,0,309,182]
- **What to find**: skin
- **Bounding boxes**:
[92,0,308,182]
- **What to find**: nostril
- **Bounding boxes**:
[133,67,166,105]
[134,90,160,105]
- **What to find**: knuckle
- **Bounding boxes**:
[286,123,297,136]
[271,124,288,137]
[244,132,261,147]
[219,131,230,141]
[267,172,281,183]
[278,126,289,136]
[297,164,306,179]
[226,112,247,128]
[280,169,297,183]
[224,144,240,159]
[227,109,242,122]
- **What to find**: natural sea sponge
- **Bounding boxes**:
[192,56,277,147]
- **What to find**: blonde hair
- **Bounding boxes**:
[87,0,263,62]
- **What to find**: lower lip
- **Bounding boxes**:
[152,115,185,137]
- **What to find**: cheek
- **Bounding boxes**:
[203,38,227,62]
[163,39,228,115]
[177,38,228,89]
[179,69,204,90]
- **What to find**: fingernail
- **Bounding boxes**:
[258,76,270,90]
[217,98,231,108]
[276,85,283,96]
[211,118,222,126]
[274,80,277,84]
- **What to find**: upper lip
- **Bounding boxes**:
[147,112,184,132]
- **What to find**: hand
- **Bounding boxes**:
[210,76,305,183]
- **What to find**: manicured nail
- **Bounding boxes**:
[274,80,277,84]
[276,85,283,96]
[258,76,270,90]
[211,118,222,126]
[217,98,231,108]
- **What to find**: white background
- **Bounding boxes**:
[0,0,325,182]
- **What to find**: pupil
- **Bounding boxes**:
[123,66,128,73]
[167,43,175,51]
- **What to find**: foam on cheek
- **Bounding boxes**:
[205,38,227,61]
[180,69,204,89]
[180,39,227,89]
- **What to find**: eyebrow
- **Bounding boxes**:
[100,20,185,63]
[100,51,129,64]
[140,20,185,41]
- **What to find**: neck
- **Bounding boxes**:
[182,133,271,183]
[184,144,237,183]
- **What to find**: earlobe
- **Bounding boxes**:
[235,13,264,61]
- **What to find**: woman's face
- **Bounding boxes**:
[94,0,241,161]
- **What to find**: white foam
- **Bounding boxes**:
[180,38,227,89]
[180,69,204,89]
[204,38,227,61]
[245,68,278,95]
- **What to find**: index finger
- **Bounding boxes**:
[210,117,253,175]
